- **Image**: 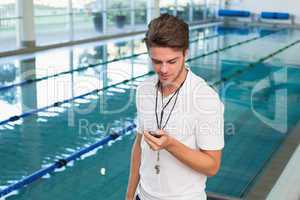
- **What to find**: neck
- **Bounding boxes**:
[160,67,188,96]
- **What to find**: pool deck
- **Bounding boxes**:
[267,144,300,200]
[245,121,300,200]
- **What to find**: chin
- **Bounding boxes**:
[159,78,173,86]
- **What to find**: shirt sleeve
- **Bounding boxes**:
[194,85,225,150]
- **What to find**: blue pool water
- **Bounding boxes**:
[0,25,300,199]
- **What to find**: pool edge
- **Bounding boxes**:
[244,121,300,200]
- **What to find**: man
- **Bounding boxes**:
[126,14,224,200]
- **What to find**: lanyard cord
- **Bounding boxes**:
[155,73,188,130]
[155,86,179,129]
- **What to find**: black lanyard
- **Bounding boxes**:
[155,73,187,130]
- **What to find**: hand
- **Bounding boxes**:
[143,129,172,151]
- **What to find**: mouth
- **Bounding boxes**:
[160,74,170,80]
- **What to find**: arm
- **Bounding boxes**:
[166,136,222,177]
[126,133,142,200]
[144,131,222,177]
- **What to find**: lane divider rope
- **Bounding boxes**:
[0,30,284,126]
[0,122,136,198]
[0,29,279,92]
[0,34,221,92]
[0,32,296,199]
[212,39,300,86]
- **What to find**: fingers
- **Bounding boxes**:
[144,135,159,151]
[144,131,170,150]
[151,129,165,137]
[145,131,165,145]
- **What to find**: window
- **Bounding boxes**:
[0,0,17,52]
[177,0,190,22]
[72,0,103,40]
[34,0,69,45]
[160,0,176,16]
[193,0,206,21]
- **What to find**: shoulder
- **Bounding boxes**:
[136,75,157,95]
[189,71,218,97]
[188,71,224,111]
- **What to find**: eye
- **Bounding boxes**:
[152,60,161,64]
[168,60,177,64]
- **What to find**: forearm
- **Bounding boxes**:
[126,135,141,199]
[166,137,219,177]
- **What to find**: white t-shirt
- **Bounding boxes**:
[135,68,224,200]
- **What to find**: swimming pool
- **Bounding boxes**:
[0,25,300,199]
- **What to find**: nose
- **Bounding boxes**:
[160,62,168,74]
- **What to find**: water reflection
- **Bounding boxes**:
[0,26,219,124]
[0,62,18,103]
[0,63,17,84]
[20,58,37,113]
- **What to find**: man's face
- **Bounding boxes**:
[149,47,188,86]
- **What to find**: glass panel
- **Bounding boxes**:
[34,0,68,15]
[106,9,131,34]
[73,12,103,40]
[72,0,103,40]
[134,8,147,26]
[72,0,100,12]
[34,0,70,45]
[160,0,176,15]
[0,0,17,52]
[207,0,219,19]
[134,0,147,26]
[0,0,15,18]
[107,0,130,10]
[177,0,190,22]
[106,0,132,34]
[193,0,206,21]
[0,18,18,52]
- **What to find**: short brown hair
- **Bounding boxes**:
[144,14,189,52]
